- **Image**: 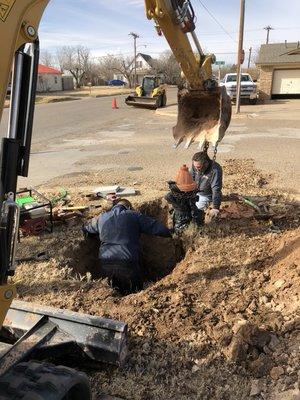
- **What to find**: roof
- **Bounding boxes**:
[38,64,62,75]
[137,53,152,63]
[256,42,300,65]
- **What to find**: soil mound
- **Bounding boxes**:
[14,159,300,399]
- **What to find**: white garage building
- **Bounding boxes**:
[256,42,300,100]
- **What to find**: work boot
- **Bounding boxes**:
[192,209,205,227]
[173,210,191,234]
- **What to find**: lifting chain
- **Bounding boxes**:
[203,141,219,162]
[203,141,209,154]
[213,141,219,162]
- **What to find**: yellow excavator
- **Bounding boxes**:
[125,75,167,109]
[0,1,231,398]
[145,0,231,149]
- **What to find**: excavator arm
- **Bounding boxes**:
[145,0,211,88]
[0,0,49,120]
[145,0,232,148]
[0,0,49,325]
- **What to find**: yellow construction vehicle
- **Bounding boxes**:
[145,0,232,149]
[0,1,231,398]
[125,75,167,109]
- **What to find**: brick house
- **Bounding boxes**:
[256,42,300,101]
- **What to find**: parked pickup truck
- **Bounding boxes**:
[221,73,258,104]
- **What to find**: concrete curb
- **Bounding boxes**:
[4,91,132,108]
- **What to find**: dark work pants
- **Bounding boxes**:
[172,208,205,234]
[101,262,143,295]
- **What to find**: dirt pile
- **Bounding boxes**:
[14,159,299,399]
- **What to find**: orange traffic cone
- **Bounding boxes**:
[175,164,197,192]
[112,97,118,109]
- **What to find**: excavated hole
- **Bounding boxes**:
[63,199,185,283]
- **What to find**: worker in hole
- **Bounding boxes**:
[165,165,204,234]
[190,151,223,220]
[82,199,171,295]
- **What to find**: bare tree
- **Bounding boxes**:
[56,45,91,88]
[244,67,260,81]
[214,64,237,79]
[213,63,260,81]
[40,50,54,67]
[97,54,134,87]
[97,55,117,82]
[85,62,106,86]
[152,50,181,85]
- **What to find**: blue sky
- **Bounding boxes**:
[39,0,300,65]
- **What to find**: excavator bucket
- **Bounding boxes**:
[0,300,127,376]
[173,86,232,148]
[125,95,160,109]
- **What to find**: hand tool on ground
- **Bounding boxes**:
[16,251,50,263]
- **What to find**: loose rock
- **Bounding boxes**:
[249,354,274,378]
[274,279,286,288]
[270,366,285,380]
[249,379,262,396]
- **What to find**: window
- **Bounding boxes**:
[226,74,252,83]
[54,76,58,84]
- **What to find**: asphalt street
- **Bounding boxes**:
[0,88,299,196]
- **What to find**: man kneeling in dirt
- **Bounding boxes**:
[83,199,171,295]
[190,151,223,220]
[165,165,203,234]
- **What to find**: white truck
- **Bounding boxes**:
[221,73,258,104]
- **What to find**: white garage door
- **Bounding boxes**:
[272,69,300,95]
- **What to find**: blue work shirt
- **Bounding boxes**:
[83,204,170,264]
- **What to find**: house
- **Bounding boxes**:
[37,64,63,92]
[256,42,300,100]
[113,53,154,86]
[134,53,154,85]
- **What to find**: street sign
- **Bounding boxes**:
[215,61,225,65]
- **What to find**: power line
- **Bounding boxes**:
[195,26,300,37]
[197,0,237,43]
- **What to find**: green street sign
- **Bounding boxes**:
[215,61,225,65]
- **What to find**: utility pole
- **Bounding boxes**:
[247,46,252,69]
[129,32,139,87]
[236,0,245,114]
[264,26,274,44]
